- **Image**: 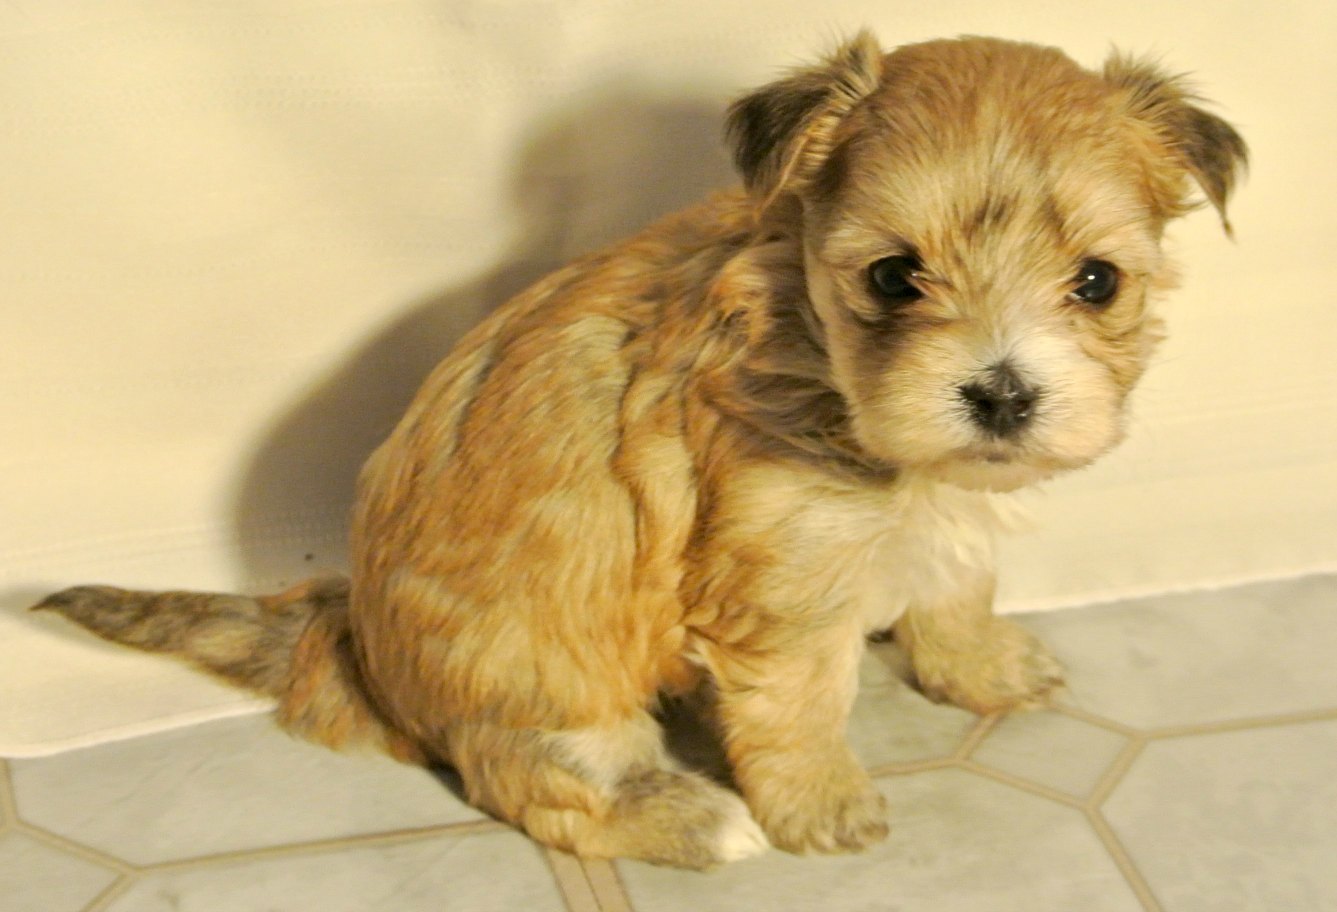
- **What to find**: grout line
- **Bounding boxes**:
[1051,702,1143,737]
[81,873,137,912]
[1086,809,1164,912]
[545,847,602,912]
[583,859,635,912]
[867,756,956,779]
[1088,735,1147,809]
[1147,706,1337,740]
[953,713,1001,760]
[140,817,507,873]
[15,822,135,875]
[956,759,1084,809]
[0,759,15,827]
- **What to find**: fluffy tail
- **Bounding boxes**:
[33,577,424,763]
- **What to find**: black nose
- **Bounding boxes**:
[959,367,1040,438]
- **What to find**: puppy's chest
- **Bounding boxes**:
[795,481,1010,633]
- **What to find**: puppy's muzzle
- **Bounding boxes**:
[959,363,1040,439]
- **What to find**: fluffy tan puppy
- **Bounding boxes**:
[38,33,1246,869]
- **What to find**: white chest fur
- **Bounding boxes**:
[795,473,1018,634]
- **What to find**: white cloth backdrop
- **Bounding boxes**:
[3,0,1334,756]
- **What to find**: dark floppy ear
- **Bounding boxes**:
[1104,54,1248,235]
[726,30,883,207]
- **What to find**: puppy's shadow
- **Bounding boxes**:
[232,89,737,587]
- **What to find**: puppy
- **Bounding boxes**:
[37,33,1245,869]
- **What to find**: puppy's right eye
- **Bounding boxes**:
[1070,259,1120,309]
[868,255,924,304]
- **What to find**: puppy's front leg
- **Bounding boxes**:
[704,617,888,854]
[896,571,1064,715]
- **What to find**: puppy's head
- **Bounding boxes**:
[727,33,1246,490]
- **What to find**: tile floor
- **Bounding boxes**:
[3,574,1335,912]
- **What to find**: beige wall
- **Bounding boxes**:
[2,1,1335,750]
[5,0,1333,601]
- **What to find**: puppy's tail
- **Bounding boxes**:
[32,578,424,762]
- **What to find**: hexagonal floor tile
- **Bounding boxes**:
[616,768,1143,912]
[102,829,564,912]
[849,642,980,769]
[1020,575,1337,729]
[970,710,1130,798]
[10,713,485,865]
[0,831,119,912]
[1104,719,1337,912]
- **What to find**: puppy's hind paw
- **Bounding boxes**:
[711,796,771,863]
[574,769,768,870]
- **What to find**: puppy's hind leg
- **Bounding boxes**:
[447,712,768,869]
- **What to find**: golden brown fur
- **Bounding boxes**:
[36,33,1246,868]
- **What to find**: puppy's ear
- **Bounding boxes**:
[727,30,883,208]
[1104,54,1248,235]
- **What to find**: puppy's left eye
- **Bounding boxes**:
[868,255,924,304]
[1070,259,1120,309]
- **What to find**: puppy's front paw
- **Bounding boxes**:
[913,619,1064,715]
[746,756,889,854]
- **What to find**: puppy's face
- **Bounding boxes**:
[729,35,1246,490]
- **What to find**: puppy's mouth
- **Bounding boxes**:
[928,439,1089,491]
[961,436,1033,465]
[929,454,1053,492]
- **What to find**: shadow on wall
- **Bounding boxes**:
[232,89,738,588]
